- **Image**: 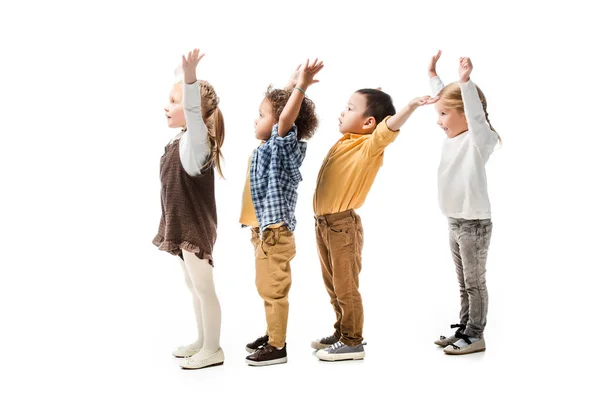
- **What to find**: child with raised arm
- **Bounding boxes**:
[242,59,324,366]
[155,49,226,370]
[428,51,499,355]
[312,87,437,362]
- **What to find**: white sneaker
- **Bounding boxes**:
[172,344,202,358]
[180,348,225,369]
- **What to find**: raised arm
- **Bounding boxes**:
[179,48,210,176]
[458,57,497,149]
[385,95,438,132]
[429,50,445,96]
[277,58,324,136]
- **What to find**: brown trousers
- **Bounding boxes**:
[315,209,364,346]
[251,225,296,348]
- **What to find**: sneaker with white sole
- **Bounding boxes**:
[434,324,466,347]
[245,334,269,353]
[246,344,287,366]
[444,336,486,355]
[311,334,338,350]
[172,343,202,358]
[316,341,365,361]
[179,348,225,369]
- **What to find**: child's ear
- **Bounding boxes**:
[363,116,376,129]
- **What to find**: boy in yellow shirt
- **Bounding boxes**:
[312,88,437,361]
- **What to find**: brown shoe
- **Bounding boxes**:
[245,335,269,353]
[246,344,287,366]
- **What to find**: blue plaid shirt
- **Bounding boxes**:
[250,123,307,233]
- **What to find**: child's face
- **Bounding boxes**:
[254,98,276,140]
[434,101,468,138]
[165,83,185,129]
[339,93,376,134]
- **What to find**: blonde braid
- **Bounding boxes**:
[198,80,225,178]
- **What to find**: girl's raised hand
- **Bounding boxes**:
[181,48,205,84]
[409,95,439,108]
[428,50,442,78]
[297,58,324,89]
[458,57,473,83]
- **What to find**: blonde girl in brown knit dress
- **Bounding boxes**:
[153,48,226,369]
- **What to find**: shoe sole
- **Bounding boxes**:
[444,347,486,355]
[317,352,365,362]
[245,346,256,353]
[246,357,288,366]
[181,361,224,370]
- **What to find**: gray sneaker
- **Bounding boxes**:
[316,340,365,361]
[311,334,338,350]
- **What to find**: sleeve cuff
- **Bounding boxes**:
[271,123,298,140]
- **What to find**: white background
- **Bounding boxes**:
[2,0,599,398]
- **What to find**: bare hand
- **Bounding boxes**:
[409,95,439,108]
[297,58,324,89]
[428,50,442,78]
[181,48,205,84]
[458,57,473,83]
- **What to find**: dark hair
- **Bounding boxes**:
[355,89,396,125]
[264,85,319,141]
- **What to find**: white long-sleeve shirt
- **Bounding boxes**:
[171,82,210,177]
[430,76,498,220]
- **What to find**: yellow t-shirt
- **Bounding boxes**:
[313,117,399,215]
[239,157,259,227]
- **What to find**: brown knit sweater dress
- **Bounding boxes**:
[152,137,217,265]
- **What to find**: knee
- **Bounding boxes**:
[191,279,216,298]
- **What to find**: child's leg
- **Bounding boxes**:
[182,250,222,352]
[179,257,204,348]
[315,217,342,339]
[322,211,364,346]
[254,227,295,348]
[453,219,493,338]
[448,222,469,328]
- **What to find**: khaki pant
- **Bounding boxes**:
[315,209,364,346]
[251,225,296,348]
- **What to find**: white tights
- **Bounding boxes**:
[179,250,221,352]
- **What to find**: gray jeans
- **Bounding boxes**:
[448,218,493,338]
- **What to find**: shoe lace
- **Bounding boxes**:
[449,331,473,349]
[441,323,467,340]
[329,341,344,351]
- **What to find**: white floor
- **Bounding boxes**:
[3,217,598,399]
